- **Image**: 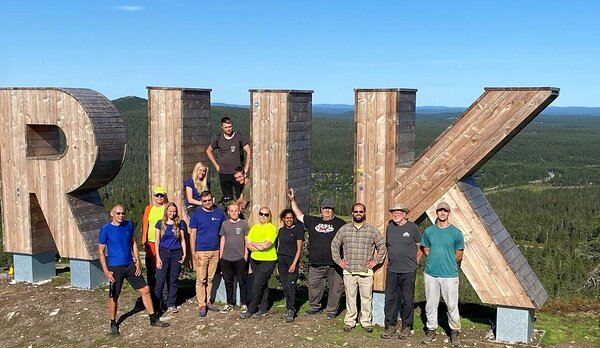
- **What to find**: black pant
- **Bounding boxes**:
[154,248,183,307]
[219,173,244,200]
[248,259,276,314]
[220,258,249,306]
[278,255,299,312]
[384,270,416,327]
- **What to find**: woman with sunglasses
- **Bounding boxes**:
[184,162,211,215]
[154,202,187,312]
[277,209,305,322]
[240,207,277,319]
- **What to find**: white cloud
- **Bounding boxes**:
[114,5,144,12]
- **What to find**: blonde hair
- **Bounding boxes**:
[192,162,209,194]
[159,202,182,240]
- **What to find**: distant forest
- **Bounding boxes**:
[1,96,599,304]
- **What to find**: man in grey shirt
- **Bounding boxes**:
[380,204,423,340]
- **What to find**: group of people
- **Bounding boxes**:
[97,117,465,347]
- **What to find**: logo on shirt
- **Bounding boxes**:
[315,223,334,233]
[230,145,236,153]
[235,227,242,235]
[403,232,410,238]
[211,217,221,221]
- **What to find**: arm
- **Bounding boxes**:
[206,144,220,172]
[287,188,305,223]
[155,227,162,269]
[245,237,259,252]
[98,243,115,283]
[330,230,347,269]
[219,234,225,259]
[131,237,142,276]
[242,143,251,174]
[190,228,199,267]
[416,243,424,264]
[422,247,430,257]
[186,186,202,206]
[141,206,150,245]
[179,225,187,263]
[368,230,387,268]
[455,249,464,264]
[248,240,273,250]
[289,239,303,273]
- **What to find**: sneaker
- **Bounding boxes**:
[422,330,437,344]
[451,330,462,347]
[303,309,322,316]
[206,302,220,312]
[343,325,354,332]
[326,312,336,320]
[150,319,170,327]
[109,322,120,336]
[284,309,295,322]
[198,306,207,317]
[398,325,411,340]
[239,311,252,319]
[240,305,248,314]
[363,326,373,333]
[251,310,268,319]
[380,325,396,339]
[168,306,179,313]
[220,304,234,313]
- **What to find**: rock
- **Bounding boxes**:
[306,337,314,341]
[6,311,16,320]
[49,308,60,316]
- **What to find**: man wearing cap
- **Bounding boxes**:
[137,186,169,309]
[380,204,423,340]
[288,188,346,320]
[421,202,464,347]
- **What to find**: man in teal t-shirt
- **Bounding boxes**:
[420,202,464,347]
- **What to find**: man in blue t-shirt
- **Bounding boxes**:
[420,202,464,347]
[189,191,226,317]
[98,204,169,336]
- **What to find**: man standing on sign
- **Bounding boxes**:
[421,202,464,347]
[206,117,251,201]
[288,188,346,320]
[98,204,169,336]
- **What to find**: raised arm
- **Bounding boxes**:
[287,188,305,223]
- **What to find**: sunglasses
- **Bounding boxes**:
[114,212,125,215]
[154,194,165,198]
[353,210,364,214]
[258,212,270,217]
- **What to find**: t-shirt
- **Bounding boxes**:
[303,215,346,266]
[240,183,252,218]
[147,206,165,243]
[277,223,305,258]
[155,220,187,250]
[190,207,226,251]
[421,224,464,278]
[220,219,250,262]
[211,132,249,174]
[98,220,135,267]
[386,220,421,273]
[247,222,277,261]
[183,178,210,206]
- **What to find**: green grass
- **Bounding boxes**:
[537,312,600,346]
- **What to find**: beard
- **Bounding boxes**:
[353,215,365,223]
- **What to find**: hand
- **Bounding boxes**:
[287,188,295,201]
[215,164,220,172]
[156,259,163,269]
[339,259,349,270]
[179,255,186,264]
[366,260,376,269]
[104,270,115,283]
[134,260,141,276]
[288,264,296,273]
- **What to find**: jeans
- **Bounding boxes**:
[384,270,416,327]
[220,258,248,306]
[154,248,183,307]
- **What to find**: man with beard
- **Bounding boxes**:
[331,203,386,333]
[420,202,464,347]
[288,188,346,320]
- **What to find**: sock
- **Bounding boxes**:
[149,313,158,322]
[110,319,117,326]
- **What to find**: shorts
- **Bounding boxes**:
[108,263,147,298]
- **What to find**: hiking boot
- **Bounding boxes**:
[206,302,220,312]
[303,309,322,316]
[343,325,354,332]
[380,325,396,339]
[240,305,248,314]
[251,310,268,319]
[198,306,207,317]
[284,309,295,322]
[326,312,336,320]
[363,326,373,333]
[109,322,120,336]
[451,330,462,347]
[239,310,252,319]
[220,304,234,313]
[422,330,437,344]
[398,325,411,340]
[150,319,170,327]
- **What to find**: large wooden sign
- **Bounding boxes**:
[0,88,126,260]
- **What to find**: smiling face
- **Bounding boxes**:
[321,207,334,220]
[283,212,294,228]
[391,210,407,223]
[154,193,166,205]
[258,208,271,223]
[167,205,178,220]
[228,203,240,220]
[234,171,245,184]
[351,204,365,223]
[111,205,125,225]
[436,208,449,223]
[196,166,207,180]
[201,193,214,210]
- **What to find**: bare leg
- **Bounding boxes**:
[108,296,118,320]
[139,285,155,315]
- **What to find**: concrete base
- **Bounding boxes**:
[213,272,254,306]
[13,251,56,283]
[496,306,535,343]
[372,291,385,326]
[70,259,106,289]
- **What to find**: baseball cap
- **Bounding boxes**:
[436,202,451,211]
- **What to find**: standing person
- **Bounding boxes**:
[380,204,423,340]
[277,209,305,322]
[184,162,211,215]
[421,202,464,347]
[331,203,386,333]
[98,204,169,336]
[189,191,226,317]
[239,207,277,319]
[155,203,187,313]
[138,186,168,309]
[219,201,250,314]
[233,167,251,219]
[206,117,251,201]
[287,188,346,320]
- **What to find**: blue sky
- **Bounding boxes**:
[1,1,599,106]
